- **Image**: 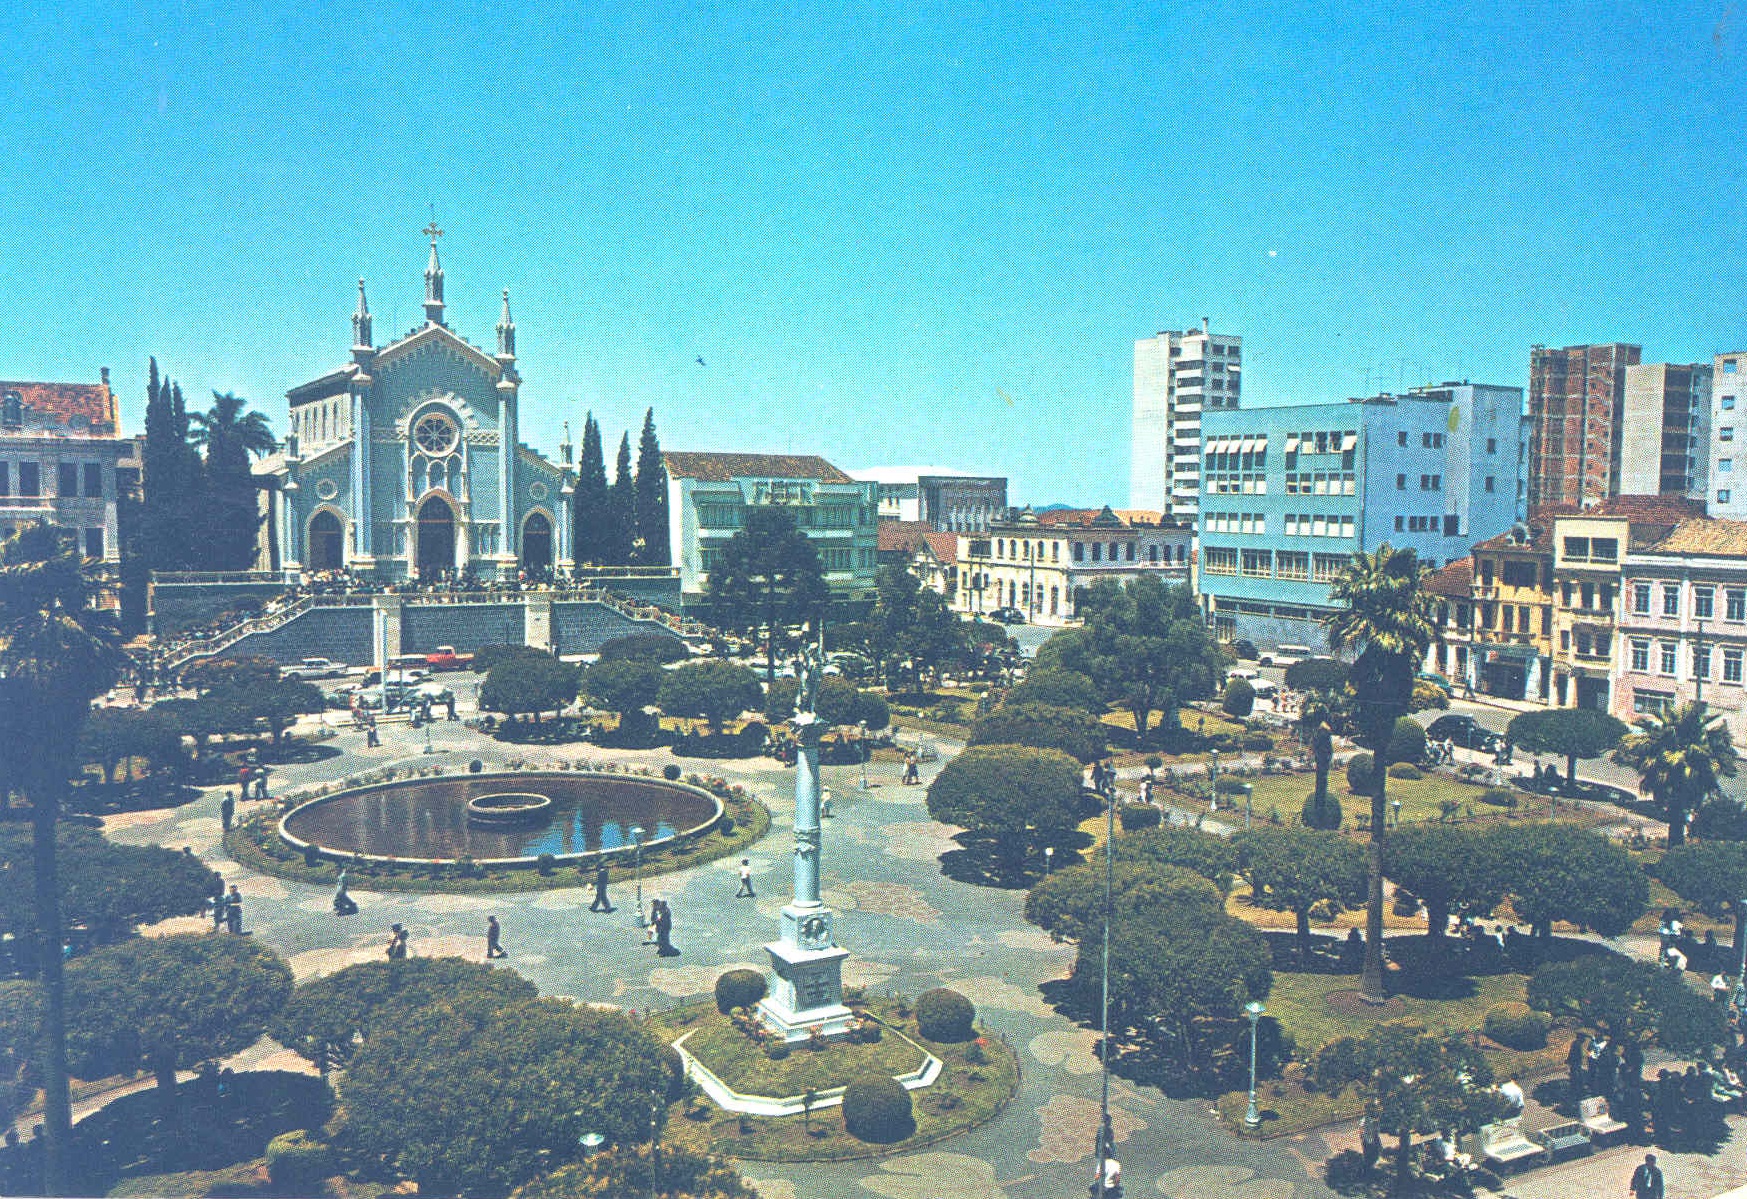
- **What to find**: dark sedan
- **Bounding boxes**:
[1425,714,1498,752]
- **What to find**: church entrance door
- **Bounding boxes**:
[308,510,344,571]
[521,512,552,577]
[416,496,457,578]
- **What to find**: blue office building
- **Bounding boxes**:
[1198,384,1524,650]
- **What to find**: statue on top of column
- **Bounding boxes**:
[794,636,825,720]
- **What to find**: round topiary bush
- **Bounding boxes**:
[1346,753,1377,795]
[663,763,683,781]
[1387,762,1424,780]
[468,759,484,774]
[1483,1001,1551,1050]
[1120,803,1162,832]
[914,987,976,1042]
[535,852,557,876]
[841,1074,915,1143]
[1387,716,1426,766]
[265,1130,336,1192]
[714,968,768,1014]
[1223,677,1256,718]
[1479,787,1519,808]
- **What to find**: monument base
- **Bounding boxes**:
[758,939,853,1043]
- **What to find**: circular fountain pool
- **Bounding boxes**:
[280,772,723,867]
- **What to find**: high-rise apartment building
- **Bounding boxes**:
[1130,321,1241,520]
[1619,362,1711,500]
[1526,342,1641,513]
[1709,351,1747,519]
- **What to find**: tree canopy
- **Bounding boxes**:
[1284,656,1350,693]
[1506,708,1630,785]
[512,1145,758,1199]
[706,506,828,678]
[0,824,217,946]
[480,656,581,722]
[1498,823,1648,941]
[968,701,1108,764]
[1234,827,1368,961]
[1527,952,1727,1052]
[926,745,1084,874]
[188,391,275,571]
[77,707,186,785]
[632,408,669,567]
[337,994,671,1198]
[579,658,666,720]
[1619,701,1739,847]
[595,634,688,664]
[1657,841,1747,951]
[1005,668,1104,713]
[571,413,611,566]
[656,661,763,731]
[1382,824,1507,944]
[181,655,280,695]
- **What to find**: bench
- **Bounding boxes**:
[1578,1096,1629,1144]
[1462,1118,1549,1173]
[1532,1120,1593,1161]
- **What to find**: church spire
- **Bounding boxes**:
[422,217,445,326]
[496,289,516,361]
[352,278,373,350]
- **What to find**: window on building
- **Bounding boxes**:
[1397,431,1408,446]
[1277,551,1309,580]
[1148,545,1158,563]
[1484,476,1496,492]
[1729,589,1746,622]
[1661,642,1679,675]
[55,463,76,496]
[18,463,39,496]
[1634,691,1674,716]
[83,463,102,497]
[0,462,8,496]
[1395,515,1404,531]
[1580,582,1595,610]
[1240,549,1272,576]
[1696,644,1713,680]
[1073,542,1084,562]
[1725,394,1738,409]
[1559,628,1568,648]
[1542,607,1553,635]
[1720,490,1733,505]
[1633,582,1652,615]
[1724,427,1736,442]
[1697,586,1716,619]
[1311,554,1346,582]
[1396,473,1406,490]
[1724,459,1736,475]
[1576,631,1592,656]
[1486,437,1497,453]
[1727,648,1745,684]
[83,528,102,559]
[1664,584,1681,617]
[1631,639,1651,672]
[1091,543,1101,562]
[1205,547,1238,575]
[1126,542,1135,562]
[1591,538,1617,563]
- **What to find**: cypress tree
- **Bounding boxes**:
[608,432,636,565]
[632,407,669,566]
[570,413,608,566]
[141,360,195,570]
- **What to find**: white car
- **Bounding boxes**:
[283,657,347,680]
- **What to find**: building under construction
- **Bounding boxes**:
[1527,342,1641,513]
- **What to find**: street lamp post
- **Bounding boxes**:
[1095,781,1115,1197]
[858,720,871,790]
[1244,999,1266,1131]
[422,715,435,754]
[1209,749,1220,810]
[631,826,646,928]
[1044,845,1054,876]
[1243,782,1254,830]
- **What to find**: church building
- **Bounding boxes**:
[262,228,573,581]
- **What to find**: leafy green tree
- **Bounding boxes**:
[1382,824,1507,947]
[154,692,254,761]
[1027,861,1213,943]
[1222,677,1255,718]
[0,521,126,1192]
[927,745,1083,874]
[77,706,186,785]
[0,824,216,945]
[140,360,201,571]
[607,431,637,564]
[1284,656,1350,693]
[1313,1022,1506,1188]
[580,658,666,723]
[512,1145,759,1199]
[1507,708,1629,787]
[1658,841,1747,959]
[1619,701,1739,847]
[868,561,921,683]
[181,654,281,695]
[1692,795,1747,841]
[900,587,970,685]
[1006,668,1103,713]
[595,634,688,664]
[63,934,292,1120]
[1325,544,1436,1001]
[1235,828,1368,962]
[1036,576,1225,739]
[632,408,670,567]
[337,995,671,1197]
[188,391,275,570]
[1527,953,1727,1052]
[571,413,610,566]
[236,679,325,749]
[968,701,1107,764]
[1386,715,1426,765]
[656,661,762,731]
[707,506,829,680]
[1117,825,1240,893]
[271,957,539,1072]
[480,655,580,722]
[1500,823,1648,942]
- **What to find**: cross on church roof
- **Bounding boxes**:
[423,218,443,243]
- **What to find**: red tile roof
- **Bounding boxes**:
[1589,494,1705,521]
[0,379,118,432]
[663,451,854,483]
[922,530,959,563]
[877,521,937,553]
[1425,557,1474,597]
[1473,521,1557,553]
[1645,518,1747,558]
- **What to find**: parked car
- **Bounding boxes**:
[991,607,1027,624]
[424,645,474,672]
[1425,713,1499,752]
[283,657,348,681]
[1416,672,1455,696]
[1259,643,1314,667]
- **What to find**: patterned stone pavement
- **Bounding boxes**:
[98,706,1335,1199]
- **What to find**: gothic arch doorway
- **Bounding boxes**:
[308,510,344,571]
[521,511,552,576]
[416,495,457,578]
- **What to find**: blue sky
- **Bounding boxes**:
[3,2,1743,503]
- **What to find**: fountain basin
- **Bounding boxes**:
[466,792,553,826]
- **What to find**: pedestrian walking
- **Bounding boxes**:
[365,712,380,748]
[385,923,409,959]
[210,875,228,931]
[589,861,613,913]
[736,858,755,898]
[220,792,235,832]
[254,766,269,800]
[653,898,679,956]
[485,915,508,959]
[902,752,920,785]
[333,869,357,916]
[1630,1152,1665,1199]
[446,693,458,721]
[224,885,243,934]
[1569,1031,1590,1098]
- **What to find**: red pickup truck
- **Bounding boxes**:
[424,645,475,672]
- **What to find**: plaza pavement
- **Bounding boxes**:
[95,696,1747,1199]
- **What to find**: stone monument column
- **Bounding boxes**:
[758,639,853,1042]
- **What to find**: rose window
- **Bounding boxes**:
[413,412,459,456]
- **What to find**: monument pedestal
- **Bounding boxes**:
[758,938,853,1043]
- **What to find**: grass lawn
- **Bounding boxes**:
[1229,769,1606,831]
[649,1000,1020,1163]
[664,1006,929,1099]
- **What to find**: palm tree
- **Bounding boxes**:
[1620,701,1738,847]
[1324,544,1436,1002]
[0,522,126,1194]
[188,392,276,571]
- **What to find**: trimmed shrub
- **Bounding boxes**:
[1410,680,1451,712]
[714,969,767,1014]
[1345,752,1376,795]
[1478,787,1518,808]
[596,634,689,664]
[265,1130,336,1191]
[662,764,683,781]
[915,987,976,1042]
[535,853,557,876]
[765,1041,790,1061]
[1387,763,1424,781]
[1214,776,1250,797]
[1386,717,1426,766]
[1241,733,1274,752]
[1301,789,1343,831]
[1120,803,1163,832]
[1222,678,1256,718]
[1285,656,1350,693]
[1483,1001,1551,1050]
[738,721,769,752]
[841,1074,915,1143]
[467,758,484,774]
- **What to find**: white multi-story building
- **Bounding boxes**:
[0,372,137,564]
[1621,362,1711,501]
[849,466,1006,532]
[1131,321,1241,521]
[1709,351,1747,519]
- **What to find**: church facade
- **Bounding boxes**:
[263,231,573,581]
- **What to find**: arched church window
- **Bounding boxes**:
[414,412,459,456]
